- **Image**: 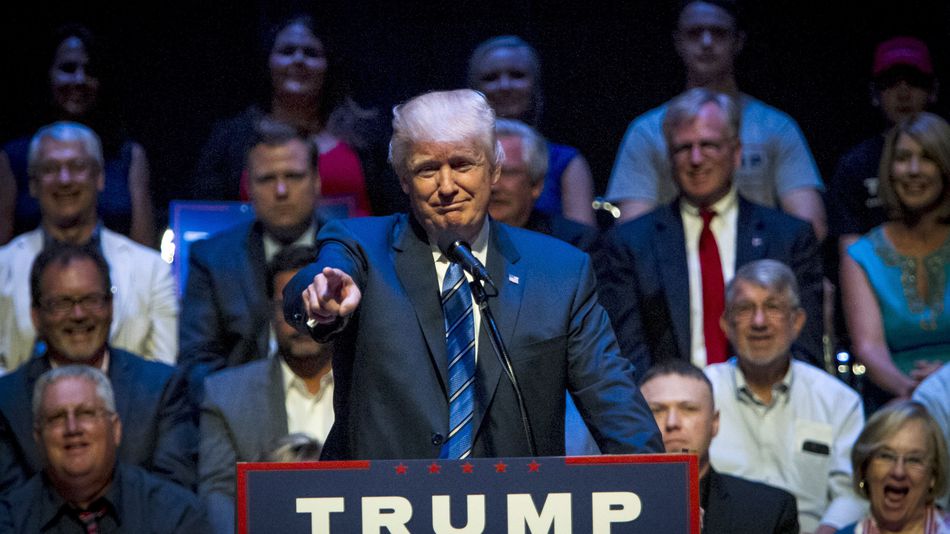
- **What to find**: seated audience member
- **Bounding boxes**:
[193,14,401,216]
[827,37,937,350]
[469,35,596,225]
[266,433,324,462]
[912,363,950,511]
[0,121,177,371]
[597,88,823,377]
[605,0,826,241]
[841,112,950,411]
[0,245,195,495]
[491,118,598,251]
[640,359,799,533]
[200,246,333,534]
[0,24,155,246]
[706,259,866,533]
[0,366,209,533]
[837,401,950,533]
[491,118,599,455]
[180,119,323,399]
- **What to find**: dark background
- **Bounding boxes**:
[2,1,949,229]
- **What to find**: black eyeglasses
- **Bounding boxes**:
[40,292,112,315]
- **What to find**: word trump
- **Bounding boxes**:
[296,492,642,533]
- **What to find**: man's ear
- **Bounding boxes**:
[112,416,122,447]
[711,409,720,439]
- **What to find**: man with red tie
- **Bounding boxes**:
[597,88,823,378]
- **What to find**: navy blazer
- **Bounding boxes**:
[284,214,662,460]
[0,348,196,495]
[597,196,824,376]
[704,470,800,534]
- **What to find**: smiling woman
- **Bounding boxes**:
[841,112,950,412]
[839,401,950,534]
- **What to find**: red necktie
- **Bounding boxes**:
[699,208,727,364]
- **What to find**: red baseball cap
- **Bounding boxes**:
[873,36,934,77]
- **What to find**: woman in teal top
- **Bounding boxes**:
[842,112,950,407]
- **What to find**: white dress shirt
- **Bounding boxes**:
[280,359,334,444]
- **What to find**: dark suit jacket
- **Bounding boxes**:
[524,211,600,253]
[178,219,320,401]
[199,357,289,534]
[704,469,799,534]
[284,214,662,460]
[0,348,196,495]
[597,196,823,376]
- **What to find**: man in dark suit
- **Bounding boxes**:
[179,119,323,398]
[0,245,195,496]
[598,87,822,377]
[200,246,333,534]
[285,89,661,460]
[639,359,799,534]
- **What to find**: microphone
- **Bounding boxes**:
[437,232,497,293]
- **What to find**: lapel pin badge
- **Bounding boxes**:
[751,237,763,247]
[508,274,520,285]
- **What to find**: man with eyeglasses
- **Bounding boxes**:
[604,0,826,242]
[0,365,209,532]
[704,259,866,534]
[0,244,195,497]
[598,88,823,379]
[0,121,177,372]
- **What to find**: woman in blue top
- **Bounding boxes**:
[842,112,950,407]
[468,35,596,226]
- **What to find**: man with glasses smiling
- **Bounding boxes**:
[705,259,866,534]
[0,244,195,497]
[0,121,177,372]
[598,88,823,379]
[0,365,209,532]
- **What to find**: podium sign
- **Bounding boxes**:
[237,454,699,533]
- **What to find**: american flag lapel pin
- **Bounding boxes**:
[508,274,519,284]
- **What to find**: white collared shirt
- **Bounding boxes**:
[681,188,739,367]
[430,221,490,363]
[280,358,334,443]
[705,359,867,532]
[263,221,318,263]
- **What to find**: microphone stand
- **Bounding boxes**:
[469,279,537,457]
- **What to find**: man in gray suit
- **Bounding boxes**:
[199,245,333,534]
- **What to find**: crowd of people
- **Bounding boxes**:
[1,1,949,533]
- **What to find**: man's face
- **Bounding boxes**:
[273,269,330,369]
[489,135,542,227]
[248,139,319,242]
[401,139,500,243]
[669,102,740,207]
[30,138,103,230]
[720,280,805,371]
[640,373,718,471]
[34,376,121,492]
[31,257,113,364]
[878,72,934,126]
[675,2,743,85]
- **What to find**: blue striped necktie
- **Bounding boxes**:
[441,262,476,459]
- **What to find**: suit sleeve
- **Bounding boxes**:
[789,222,824,368]
[151,369,198,491]
[178,242,230,394]
[0,410,28,496]
[568,253,663,454]
[199,381,238,534]
[143,253,179,365]
[595,228,652,376]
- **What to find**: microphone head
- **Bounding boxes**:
[437,232,467,256]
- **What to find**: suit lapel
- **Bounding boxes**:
[702,470,729,533]
[735,198,767,266]
[393,217,448,395]
[655,203,692,359]
[246,224,270,355]
[471,222,523,443]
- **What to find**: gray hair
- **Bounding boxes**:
[266,432,322,462]
[32,365,116,427]
[726,259,801,309]
[27,121,104,178]
[495,118,549,185]
[388,89,502,180]
[878,112,950,223]
[662,88,741,149]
